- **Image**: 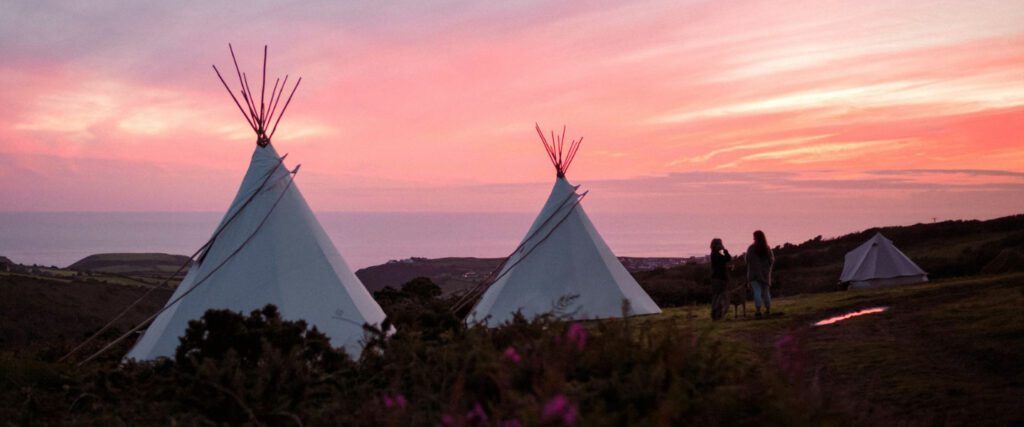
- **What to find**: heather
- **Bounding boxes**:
[2,280,830,426]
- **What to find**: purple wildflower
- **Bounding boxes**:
[466,402,488,423]
[503,346,522,364]
[562,403,578,425]
[566,323,587,351]
[543,394,568,418]
[383,393,408,409]
[543,394,579,425]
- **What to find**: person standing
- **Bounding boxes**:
[746,230,774,317]
[709,238,731,320]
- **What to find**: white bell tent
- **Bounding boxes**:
[840,232,928,290]
[126,46,386,360]
[468,125,661,326]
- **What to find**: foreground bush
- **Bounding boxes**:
[4,297,832,425]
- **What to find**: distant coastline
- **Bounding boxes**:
[4,211,1011,271]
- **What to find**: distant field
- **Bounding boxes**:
[355,256,688,295]
[0,272,173,353]
[68,252,191,276]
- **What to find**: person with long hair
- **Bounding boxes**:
[709,238,731,321]
[746,230,775,317]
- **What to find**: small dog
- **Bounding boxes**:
[727,281,752,319]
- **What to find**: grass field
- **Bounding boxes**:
[643,273,1024,425]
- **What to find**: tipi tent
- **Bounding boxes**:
[468,125,661,326]
[840,232,928,290]
[126,46,386,359]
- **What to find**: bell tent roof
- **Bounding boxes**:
[840,232,927,283]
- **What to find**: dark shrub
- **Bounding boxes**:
[9,303,832,425]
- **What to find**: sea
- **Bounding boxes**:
[0,211,933,270]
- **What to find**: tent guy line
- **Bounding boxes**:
[77,165,301,365]
[451,183,584,313]
[469,126,661,326]
[454,123,592,313]
[125,45,387,360]
[58,153,292,364]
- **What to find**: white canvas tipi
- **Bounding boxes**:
[840,232,928,289]
[469,125,661,326]
[126,47,386,359]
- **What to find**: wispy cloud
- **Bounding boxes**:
[674,134,832,165]
[734,139,914,164]
[867,169,1024,178]
[0,0,1021,217]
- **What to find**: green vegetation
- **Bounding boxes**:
[3,274,1021,425]
[1,297,831,425]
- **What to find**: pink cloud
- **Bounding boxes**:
[0,0,1021,218]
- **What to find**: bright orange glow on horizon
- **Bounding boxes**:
[0,1,1021,224]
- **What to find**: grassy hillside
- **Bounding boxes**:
[642,273,1024,425]
[2,272,1020,424]
[1,215,1021,424]
[0,272,172,354]
[68,252,191,276]
[636,214,1024,307]
[357,256,688,295]
[356,257,504,295]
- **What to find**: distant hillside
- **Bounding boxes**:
[68,253,191,276]
[636,213,1024,307]
[0,272,173,352]
[357,257,503,295]
[356,256,690,295]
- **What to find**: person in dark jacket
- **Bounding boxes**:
[709,238,731,320]
[746,230,774,317]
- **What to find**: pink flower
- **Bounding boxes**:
[543,394,568,418]
[382,393,408,409]
[466,402,488,422]
[503,346,522,364]
[562,404,578,425]
[566,323,587,351]
[440,414,455,426]
[543,394,578,424]
[544,395,577,423]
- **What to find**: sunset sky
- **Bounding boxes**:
[1,1,1022,225]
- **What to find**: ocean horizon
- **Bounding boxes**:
[0,210,980,270]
